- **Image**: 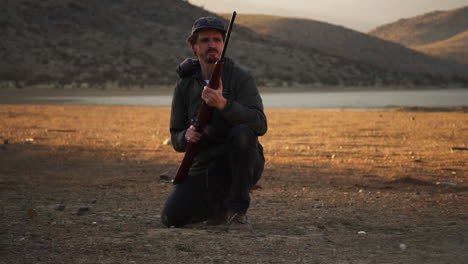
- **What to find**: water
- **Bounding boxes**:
[29,89,468,109]
[261,89,468,109]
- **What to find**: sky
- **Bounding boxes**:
[187,0,468,32]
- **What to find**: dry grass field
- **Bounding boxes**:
[1,105,467,263]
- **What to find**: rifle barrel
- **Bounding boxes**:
[220,11,236,61]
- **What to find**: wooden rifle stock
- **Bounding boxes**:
[172,11,236,185]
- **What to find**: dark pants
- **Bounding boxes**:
[161,124,264,227]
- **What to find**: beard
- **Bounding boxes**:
[201,48,220,64]
[204,56,218,64]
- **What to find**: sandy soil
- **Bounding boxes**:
[0,105,467,264]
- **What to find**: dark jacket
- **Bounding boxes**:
[170,57,267,175]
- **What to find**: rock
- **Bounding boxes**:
[159,172,173,182]
[24,138,34,144]
[316,224,326,230]
[27,208,38,219]
[451,147,468,151]
[399,243,407,250]
[77,207,90,216]
[357,231,367,235]
[251,184,262,191]
[436,181,457,186]
[54,204,66,211]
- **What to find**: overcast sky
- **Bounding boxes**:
[188,0,468,32]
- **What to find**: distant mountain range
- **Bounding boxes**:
[222,13,466,78]
[1,0,467,89]
[370,6,468,64]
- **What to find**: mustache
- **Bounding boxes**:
[207,48,219,53]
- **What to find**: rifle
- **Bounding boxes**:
[172,11,237,185]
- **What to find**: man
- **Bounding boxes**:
[161,16,267,229]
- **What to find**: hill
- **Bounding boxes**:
[1,0,205,87]
[221,14,466,78]
[1,0,466,89]
[413,31,468,64]
[369,6,468,65]
[369,6,468,46]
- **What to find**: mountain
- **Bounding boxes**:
[1,0,204,87]
[221,14,466,78]
[1,0,466,90]
[369,6,468,65]
[413,31,468,64]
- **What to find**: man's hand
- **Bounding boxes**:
[201,79,227,110]
[185,125,202,143]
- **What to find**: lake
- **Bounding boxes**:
[8,88,468,109]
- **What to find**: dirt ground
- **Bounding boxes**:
[0,105,467,264]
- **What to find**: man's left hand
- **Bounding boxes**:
[202,79,227,110]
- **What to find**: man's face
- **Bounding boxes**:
[192,29,224,64]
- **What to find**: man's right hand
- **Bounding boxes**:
[185,125,202,143]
